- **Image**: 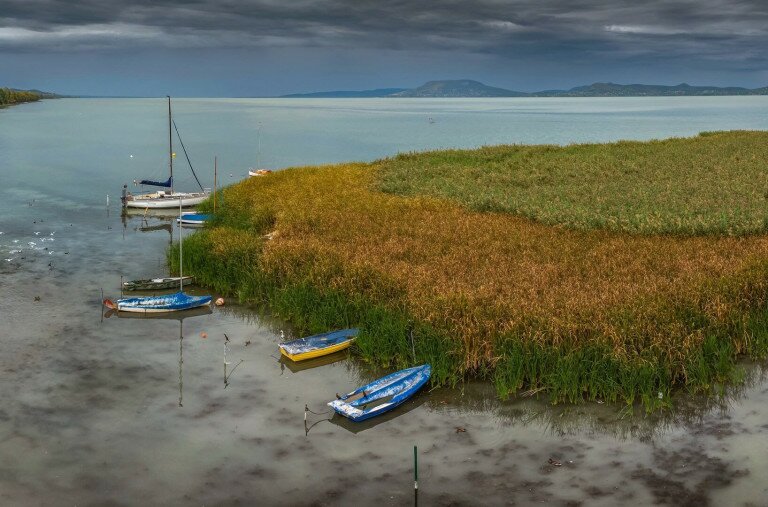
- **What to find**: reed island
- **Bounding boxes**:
[174,130,768,410]
[0,88,46,106]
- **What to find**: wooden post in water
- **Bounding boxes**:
[213,156,218,213]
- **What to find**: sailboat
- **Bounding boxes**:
[123,97,210,209]
[248,122,272,177]
[104,198,212,313]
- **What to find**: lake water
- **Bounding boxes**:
[1,97,768,505]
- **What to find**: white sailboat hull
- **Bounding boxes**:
[125,192,209,209]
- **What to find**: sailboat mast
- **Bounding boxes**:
[168,96,174,194]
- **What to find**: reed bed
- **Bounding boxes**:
[376,131,768,235]
[173,131,768,409]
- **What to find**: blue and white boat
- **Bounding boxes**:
[104,291,212,313]
[328,364,431,422]
[176,213,211,225]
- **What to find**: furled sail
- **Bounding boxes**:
[138,176,172,188]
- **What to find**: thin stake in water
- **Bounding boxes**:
[414,445,419,506]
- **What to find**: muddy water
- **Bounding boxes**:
[2,98,768,505]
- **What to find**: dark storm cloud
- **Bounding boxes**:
[1,0,767,65]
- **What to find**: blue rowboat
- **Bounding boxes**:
[328,364,431,422]
[104,291,212,313]
[279,328,358,362]
[176,213,212,225]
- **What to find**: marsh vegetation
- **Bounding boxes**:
[173,131,768,409]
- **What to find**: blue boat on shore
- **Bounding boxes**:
[328,364,431,422]
[104,291,212,313]
[176,213,212,225]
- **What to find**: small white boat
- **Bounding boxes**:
[125,191,209,209]
[248,169,272,177]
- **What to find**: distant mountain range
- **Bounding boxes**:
[281,80,768,98]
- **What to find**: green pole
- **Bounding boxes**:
[414,444,419,506]
[414,445,418,490]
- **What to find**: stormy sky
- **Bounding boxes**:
[1,0,767,96]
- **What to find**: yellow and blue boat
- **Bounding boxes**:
[278,328,358,362]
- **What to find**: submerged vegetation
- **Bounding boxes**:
[173,131,768,410]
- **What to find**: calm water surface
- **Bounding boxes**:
[1,98,767,505]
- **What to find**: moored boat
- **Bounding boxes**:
[279,328,358,362]
[123,276,194,291]
[328,364,431,422]
[104,291,212,313]
[176,213,212,225]
[125,191,209,209]
[122,96,210,209]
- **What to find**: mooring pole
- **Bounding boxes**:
[214,156,218,213]
[414,445,419,506]
[407,320,416,363]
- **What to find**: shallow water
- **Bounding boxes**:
[1,98,768,505]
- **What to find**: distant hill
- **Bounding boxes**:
[391,80,528,97]
[532,82,768,97]
[281,80,768,98]
[282,88,407,98]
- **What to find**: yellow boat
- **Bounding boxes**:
[278,328,358,362]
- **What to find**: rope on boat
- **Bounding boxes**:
[172,119,205,192]
[304,404,331,417]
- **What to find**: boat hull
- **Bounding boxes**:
[123,276,194,291]
[279,328,358,362]
[125,192,210,209]
[110,292,212,313]
[328,364,431,422]
[176,214,212,225]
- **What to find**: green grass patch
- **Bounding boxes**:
[375,131,768,235]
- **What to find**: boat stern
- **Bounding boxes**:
[327,399,365,421]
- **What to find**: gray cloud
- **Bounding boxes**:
[1,0,767,61]
[2,1,767,95]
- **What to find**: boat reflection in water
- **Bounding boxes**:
[322,395,429,435]
[279,349,349,374]
[104,305,213,407]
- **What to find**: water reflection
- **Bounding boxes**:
[279,350,349,374]
[102,305,215,408]
[326,395,429,435]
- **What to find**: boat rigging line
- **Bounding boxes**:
[172,119,205,192]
